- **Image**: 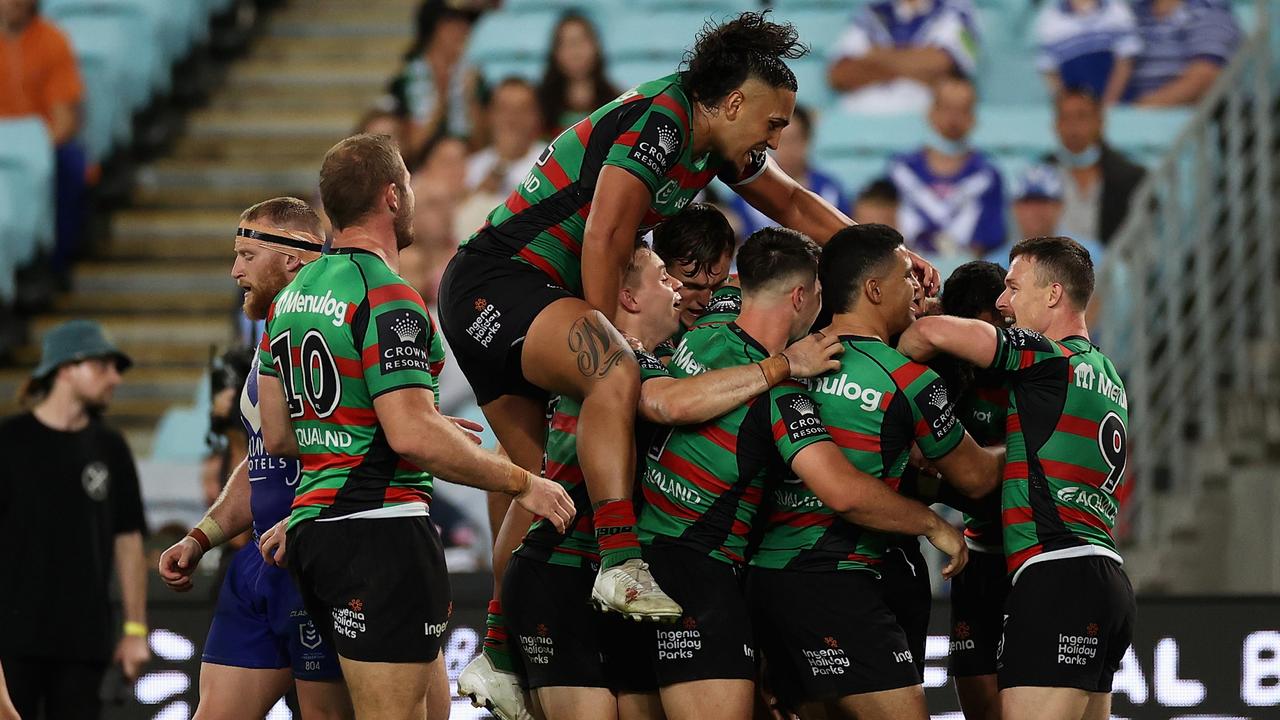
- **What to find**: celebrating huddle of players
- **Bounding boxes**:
[158,10,1133,720]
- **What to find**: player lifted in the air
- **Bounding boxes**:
[437,10,940,630]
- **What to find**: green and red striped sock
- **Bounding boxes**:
[594,499,643,569]
[481,599,516,673]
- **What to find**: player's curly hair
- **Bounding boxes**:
[682,10,808,105]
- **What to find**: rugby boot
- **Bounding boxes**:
[589,557,682,622]
[457,652,532,720]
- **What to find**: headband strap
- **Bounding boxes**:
[236,227,324,251]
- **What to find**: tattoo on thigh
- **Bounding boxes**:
[568,316,627,378]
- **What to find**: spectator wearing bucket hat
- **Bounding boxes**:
[0,319,150,719]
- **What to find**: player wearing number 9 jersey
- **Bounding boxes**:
[897,236,1135,720]
[255,134,575,720]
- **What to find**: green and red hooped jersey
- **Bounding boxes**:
[636,322,832,565]
[751,337,965,573]
[988,329,1129,581]
[259,249,446,531]
[515,348,673,568]
[464,74,767,297]
[955,375,1008,552]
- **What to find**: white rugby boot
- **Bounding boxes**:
[589,558,683,622]
[457,652,531,720]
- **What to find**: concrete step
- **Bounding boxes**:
[30,315,233,347]
[224,63,391,91]
[99,232,233,262]
[185,109,355,140]
[266,17,414,38]
[207,89,390,114]
[135,162,316,192]
[169,134,341,164]
[247,35,409,63]
[71,261,233,295]
[55,290,235,315]
[131,185,316,211]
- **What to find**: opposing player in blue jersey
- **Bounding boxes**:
[158,197,354,719]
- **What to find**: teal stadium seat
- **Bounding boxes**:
[601,10,718,61]
[0,117,56,264]
[466,10,559,64]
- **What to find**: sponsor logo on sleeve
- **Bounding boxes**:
[777,394,827,444]
[376,310,431,375]
[628,113,682,177]
[635,349,666,373]
[917,379,958,441]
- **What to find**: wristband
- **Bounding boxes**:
[187,516,226,552]
[504,464,533,497]
[758,354,791,386]
[123,621,148,638]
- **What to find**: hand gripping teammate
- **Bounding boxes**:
[438,10,940,626]
[747,225,1004,720]
[158,197,354,719]
[254,135,574,720]
[898,237,1135,720]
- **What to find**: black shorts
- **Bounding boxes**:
[287,516,452,663]
[747,567,921,704]
[949,549,1009,677]
[438,246,574,406]
[643,540,756,685]
[503,554,656,692]
[878,537,931,676]
[997,555,1135,692]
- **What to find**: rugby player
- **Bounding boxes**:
[636,228,962,720]
[437,10,940,622]
[898,237,1135,720]
[255,134,575,720]
[747,225,1002,720]
[158,197,354,719]
[935,260,1012,720]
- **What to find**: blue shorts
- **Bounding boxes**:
[202,542,342,681]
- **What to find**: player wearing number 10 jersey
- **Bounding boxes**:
[255,134,574,720]
[898,236,1135,720]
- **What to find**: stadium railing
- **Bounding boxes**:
[1096,0,1276,548]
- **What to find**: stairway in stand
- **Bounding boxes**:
[0,0,417,454]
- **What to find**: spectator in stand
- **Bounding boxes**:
[0,0,87,274]
[726,105,847,238]
[355,108,409,159]
[1034,0,1143,103]
[408,172,462,306]
[1044,87,1145,244]
[852,178,901,226]
[828,0,980,115]
[0,320,150,719]
[887,75,1005,259]
[1010,164,1066,240]
[537,12,619,137]
[1126,0,1242,106]
[390,3,482,158]
[466,77,545,197]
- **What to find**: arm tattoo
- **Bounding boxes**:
[568,316,628,378]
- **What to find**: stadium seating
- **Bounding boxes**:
[0,118,55,302]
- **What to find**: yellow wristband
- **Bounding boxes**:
[123,621,148,638]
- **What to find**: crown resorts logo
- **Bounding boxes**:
[656,124,680,156]
[391,316,421,343]
[928,386,949,410]
[791,396,817,416]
